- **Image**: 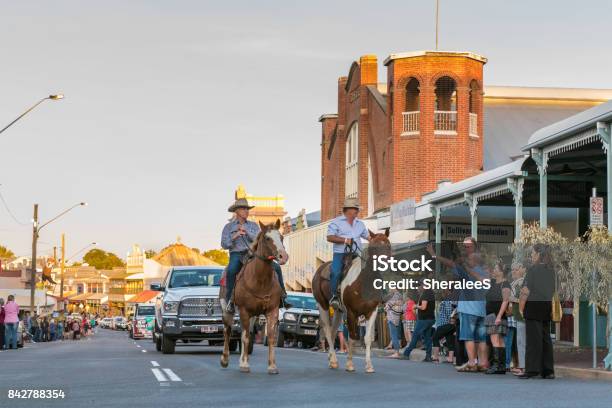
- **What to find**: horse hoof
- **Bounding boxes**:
[345,366,355,372]
[365,367,375,374]
[220,359,228,368]
[268,368,279,375]
[329,362,338,369]
[239,366,250,373]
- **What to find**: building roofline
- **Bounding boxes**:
[384,50,487,66]
[485,85,612,102]
[318,114,338,122]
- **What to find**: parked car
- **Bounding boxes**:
[112,316,128,331]
[264,291,320,348]
[152,266,244,354]
[100,317,113,329]
[129,304,155,339]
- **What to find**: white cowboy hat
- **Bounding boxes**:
[227,198,255,212]
[342,197,361,210]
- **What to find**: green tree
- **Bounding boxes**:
[83,248,126,270]
[203,249,229,266]
[0,245,15,259]
[144,249,157,259]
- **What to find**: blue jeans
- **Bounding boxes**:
[387,321,401,351]
[225,251,285,302]
[505,326,516,366]
[330,252,345,297]
[5,323,18,349]
[403,319,435,359]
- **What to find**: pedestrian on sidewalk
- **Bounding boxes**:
[402,293,416,345]
[484,261,511,374]
[49,319,57,341]
[57,320,64,341]
[431,290,456,363]
[3,295,20,350]
[41,317,50,342]
[518,244,555,380]
[509,262,526,376]
[31,315,40,342]
[402,280,436,362]
[0,298,5,350]
[384,289,403,359]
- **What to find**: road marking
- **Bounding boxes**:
[162,368,182,382]
[151,361,160,367]
[151,368,167,382]
[136,345,141,348]
[142,350,147,353]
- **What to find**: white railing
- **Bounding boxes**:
[469,112,478,137]
[402,111,420,135]
[345,162,358,199]
[434,110,457,134]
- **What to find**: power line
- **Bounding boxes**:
[0,188,30,226]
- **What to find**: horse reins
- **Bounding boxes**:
[240,234,277,263]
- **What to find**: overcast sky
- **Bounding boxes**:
[1,0,611,260]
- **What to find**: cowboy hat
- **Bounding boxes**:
[342,197,361,210]
[228,198,254,212]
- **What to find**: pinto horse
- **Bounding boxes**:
[220,219,288,374]
[312,229,390,373]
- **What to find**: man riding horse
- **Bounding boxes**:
[221,197,291,314]
[326,197,370,310]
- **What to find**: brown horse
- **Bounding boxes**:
[220,219,288,374]
[312,229,390,373]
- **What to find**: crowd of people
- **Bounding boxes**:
[0,298,99,350]
[382,237,556,379]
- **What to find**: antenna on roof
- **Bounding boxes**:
[435,0,440,50]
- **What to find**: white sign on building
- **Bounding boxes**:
[590,196,604,226]
[390,199,416,232]
[428,223,514,243]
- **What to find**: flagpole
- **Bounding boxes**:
[435,0,440,50]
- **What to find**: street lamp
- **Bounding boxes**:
[0,94,65,135]
[30,202,86,313]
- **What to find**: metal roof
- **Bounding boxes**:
[523,99,612,151]
[424,157,528,204]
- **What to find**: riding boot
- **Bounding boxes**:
[279,289,293,309]
[225,300,235,314]
[496,347,507,374]
[485,347,499,375]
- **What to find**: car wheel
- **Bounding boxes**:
[229,339,239,352]
[161,334,175,354]
[263,336,268,346]
[248,330,254,355]
[276,331,285,348]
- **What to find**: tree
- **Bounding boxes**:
[203,249,229,266]
[144,249,157,259]
[0,245,15,260]
[83,248,126,270]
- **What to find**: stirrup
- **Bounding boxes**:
[225,300,235,314]
[329,295,341,310]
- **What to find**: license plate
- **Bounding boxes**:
[201,325,218,333]
[304,329,317,336]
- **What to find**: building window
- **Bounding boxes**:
[434,76,457,134]
[345,123,358,199]
[402,78,420,135]
[469,80,479,137]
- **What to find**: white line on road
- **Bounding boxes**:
[151,361,160,367]
[162,368,182,382]
[151,368,167,382]
[142,350,147,353]
[136,345,141,348]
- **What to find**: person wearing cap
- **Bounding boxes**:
[326,197,370,310]
[221,198,291,313]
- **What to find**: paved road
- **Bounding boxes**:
[0,329,610,408]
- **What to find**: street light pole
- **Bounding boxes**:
[29,202,87,313]
[60,233,66,311]
[0,94,64,136]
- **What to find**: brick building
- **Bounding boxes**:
[320,50,612,222]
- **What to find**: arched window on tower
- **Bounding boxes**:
[402,78,420,135]
[345,123,358,199]
[434,76,457,134]
[469,80,479,137]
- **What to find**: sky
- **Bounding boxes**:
[1,0,612,260]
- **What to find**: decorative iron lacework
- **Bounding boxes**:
[473,183,511,202]
[545,127,598,158]
[436,196,466,211]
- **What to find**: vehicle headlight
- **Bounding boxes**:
[283,312,296,322]
[163,301,179,314]
[315,318,319,325]
[301,317,308,324]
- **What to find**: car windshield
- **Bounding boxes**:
[114,317,123,321]
[286,295,318,310]
[137,306,155,316]
[168,268,223,288]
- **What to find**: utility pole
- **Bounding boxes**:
[60,233,66,311]
[30,204,39,313]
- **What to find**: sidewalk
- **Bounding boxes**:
[343,342,612,381]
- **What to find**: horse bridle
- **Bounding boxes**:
[240,234,279,263]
